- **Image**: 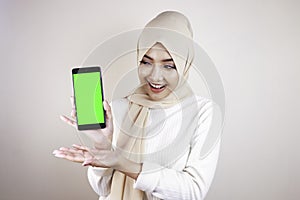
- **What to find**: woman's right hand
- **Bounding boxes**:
[60,96,114,150]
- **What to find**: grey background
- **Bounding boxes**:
[1,0,299,199]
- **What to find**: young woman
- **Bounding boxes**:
[53,11,221,200]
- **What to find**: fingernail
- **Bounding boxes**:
[54,153,64,158]
[52,149,62,154]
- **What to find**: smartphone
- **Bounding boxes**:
[72,66,106,130]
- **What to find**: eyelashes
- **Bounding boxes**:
[140,60,151,65]
[139,60,176,70]
[164,64,176,69]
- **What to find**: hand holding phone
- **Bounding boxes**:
[60,97,113,150]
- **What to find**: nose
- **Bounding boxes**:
[149,65,163,82]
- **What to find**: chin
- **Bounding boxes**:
[147,91,169,101]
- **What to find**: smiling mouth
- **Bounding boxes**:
[148,82,166,93]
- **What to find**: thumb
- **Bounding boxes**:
[82,158,94,167]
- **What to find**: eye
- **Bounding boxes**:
[164,64,176,70]
[140,60,152,65]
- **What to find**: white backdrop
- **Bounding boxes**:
[0,0,299,199]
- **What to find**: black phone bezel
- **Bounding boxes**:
[72,66,106,130]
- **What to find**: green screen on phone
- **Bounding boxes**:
[73,72,104,125]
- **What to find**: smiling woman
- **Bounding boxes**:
[53,11,220,200]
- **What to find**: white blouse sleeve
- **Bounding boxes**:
[133,101,221,200]
[87,167,114,197]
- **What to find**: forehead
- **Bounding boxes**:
[144,42,173,60]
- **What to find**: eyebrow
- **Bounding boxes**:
[143,54,174,62]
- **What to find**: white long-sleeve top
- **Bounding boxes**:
[87,95,221,200]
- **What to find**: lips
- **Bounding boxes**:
[148,82,166,93]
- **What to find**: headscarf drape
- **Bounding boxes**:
[110,11,195,200]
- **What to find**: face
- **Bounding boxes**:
[138,42,179,101]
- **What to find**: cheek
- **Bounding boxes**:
[165,71,179,86]
[138,66,152,81]
[138,67,146,82]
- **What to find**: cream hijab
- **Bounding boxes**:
[110,11,195,199]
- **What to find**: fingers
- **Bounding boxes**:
[53,147,83,156]
[70,110,76,119]
[70,96,75,108]
[60,115,77,128]
[103,100,113,131]
[60,96,76,128]
[103,101,112,120]
[53,144,111,168]
[70,96,76,119]
[72,144,91,152]
[70,145,97,167]
[59,147,82,154]
[52,148,85,163]
[72,144,107,161]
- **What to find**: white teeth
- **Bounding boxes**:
[149,82,164,89]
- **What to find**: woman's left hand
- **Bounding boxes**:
[53,144,118,168]
[53,144,142,179]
